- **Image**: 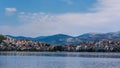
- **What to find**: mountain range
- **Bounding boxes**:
[6,31,120,45]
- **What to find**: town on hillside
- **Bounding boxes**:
[0,35,120,52]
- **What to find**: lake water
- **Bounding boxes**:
[0,52,120,68]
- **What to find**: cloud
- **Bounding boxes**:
[5,8,17,12]
[1,0,120,37]
[5,8,17,16]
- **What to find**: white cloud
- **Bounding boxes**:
[5,8,17,12]
[1,0,120,37]
[5,8,17,16]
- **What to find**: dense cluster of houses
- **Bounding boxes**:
[0,36,120,52]
[0,36,55,51]
[64,40,120,52]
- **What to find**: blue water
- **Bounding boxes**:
[0,52,120,68]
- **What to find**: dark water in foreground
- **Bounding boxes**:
[0,52,120,68]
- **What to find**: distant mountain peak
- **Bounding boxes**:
[50,34,71,37]
[5,31,120,45]
[88,32,103,35]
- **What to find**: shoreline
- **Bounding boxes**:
[1,51,120,58]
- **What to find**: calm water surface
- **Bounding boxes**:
[0,52,120,68]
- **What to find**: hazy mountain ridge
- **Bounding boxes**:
[78,32,120,41]
[6,31,120,45]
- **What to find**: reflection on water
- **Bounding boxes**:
[0,52,120,68]
[1,52,120,58]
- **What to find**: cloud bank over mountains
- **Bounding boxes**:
[1,0,120,37]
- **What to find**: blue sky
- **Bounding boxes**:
[0,0,97,13]
[0,0,97,25]
[0,0,120,37]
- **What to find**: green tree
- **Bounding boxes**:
[0,35,6,43]
[53,46,63,51]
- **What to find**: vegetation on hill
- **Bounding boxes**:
[0,35,6,43]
